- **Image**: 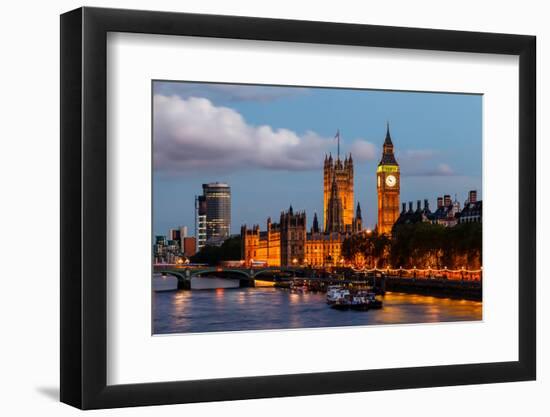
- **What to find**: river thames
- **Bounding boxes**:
[153,284,482,335]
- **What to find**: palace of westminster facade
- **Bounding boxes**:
[241,125,401,267]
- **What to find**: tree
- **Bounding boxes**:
[342,231,391,268]
[343,222,482,269]
[190,236,242,265]
[390,222,481,269]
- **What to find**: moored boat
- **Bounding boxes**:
[326,286,349,304]
[290,281,309,293]
[328,288,383,310]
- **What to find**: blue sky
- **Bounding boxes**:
[153,81,482,237]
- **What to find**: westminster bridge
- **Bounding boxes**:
[153,264,481,299]
[154,265,311,289]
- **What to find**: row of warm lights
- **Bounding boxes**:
[294,258,346,265]
[353,266,483,274]
[168,259,481,274]
[289,258,482,273]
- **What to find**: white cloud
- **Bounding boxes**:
[349,140,376,161]
[153,94,376,174]
[435,163,454,175]
[401,149,439,160]
[397,148,456,177]
[404,162,456,177]
[153,82,308,103]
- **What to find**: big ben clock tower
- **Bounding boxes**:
[377,123,400,235]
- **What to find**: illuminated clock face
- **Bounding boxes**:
[385,175,397,187]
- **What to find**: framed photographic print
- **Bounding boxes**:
[60,6,536,410]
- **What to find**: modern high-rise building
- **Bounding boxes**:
[168,228,179,242]
[168,226,186,242]
[168,225,189,251]
[201,182,231,244]
[179,226,188,239]
[377,123,401,235]
[195,195,207,251]
[182,236,197,257]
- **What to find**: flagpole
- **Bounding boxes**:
[337,129,340,161]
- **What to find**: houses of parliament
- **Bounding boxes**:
[241,124,400,267]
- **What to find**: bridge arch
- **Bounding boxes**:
[251,267,299,279]
[159,268,254,290]
[159,271,188,290]
[190,268,252,280]
[159,267,313,289]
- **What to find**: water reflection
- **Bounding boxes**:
[153,288,482,335]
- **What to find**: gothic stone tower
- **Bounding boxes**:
[353,202,363,233]
[323,153,354,232]
[377,123,400,235]
[326,176,344,233]
[280,205,306,266]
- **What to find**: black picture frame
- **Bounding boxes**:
[60,6,536,410]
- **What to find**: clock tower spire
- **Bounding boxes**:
[377,122,400,235]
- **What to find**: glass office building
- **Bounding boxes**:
[201,182,231,244]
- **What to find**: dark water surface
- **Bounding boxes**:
[153,286,482,334]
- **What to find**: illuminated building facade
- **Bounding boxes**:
[323,152,354,232]
[242,143,363,267]
[325,176,344,233]
[305,232,345,267]
[241,125,408,267]
[242,206,348,268]
[241,124,412,267]
[242,211,351,268]
[241,218,281,267]
[241,207,305,267]
[280,206,307,266]
[377,123,401,235]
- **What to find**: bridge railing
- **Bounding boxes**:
[154,264,482,281]
[351,267,482,281]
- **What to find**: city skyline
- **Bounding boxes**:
[153,81,482,237]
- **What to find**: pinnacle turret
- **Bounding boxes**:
[379,122,398,166]
[312,212,320,233]
[326,176,344,233]
[384,121,393,147]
